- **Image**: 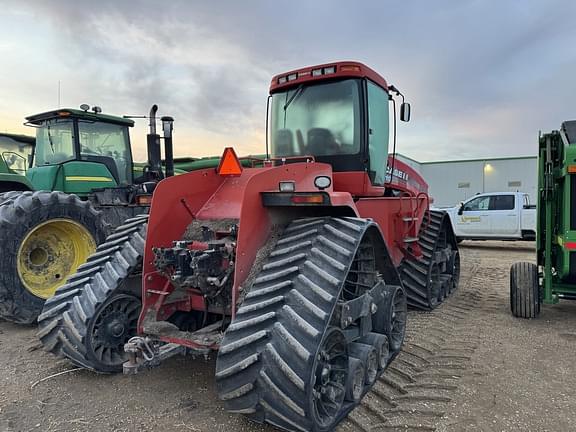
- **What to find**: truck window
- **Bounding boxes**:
[464,196,490,211]
[490,195,515,210]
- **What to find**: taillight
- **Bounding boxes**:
[291,194,324,204]
[137,195,152,205]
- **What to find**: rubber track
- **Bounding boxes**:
[37,214,147,372]
[400,210,456,310]
[339,261,482,432]
[0,190,105,324]
[216,217,375,432]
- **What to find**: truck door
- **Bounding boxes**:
[458,195,491,235]
[490,194,518,236]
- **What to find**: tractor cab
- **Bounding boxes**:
[0,133,35,175]
[268,62,410,193]
[25,106,135,195]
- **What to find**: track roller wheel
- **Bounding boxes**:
[359,333,389,370]
[216,217,404,431]
[37,215,147,372]
[510,261,540,318]
[0,191,108,324]
[400,209,460,310]
[373,284,407,361]
[345,358,365,402]
[310,327,349,429]
[348,343,378,385]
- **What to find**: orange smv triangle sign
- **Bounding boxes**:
[217,147,243,176]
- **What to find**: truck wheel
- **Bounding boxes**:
[510,262,540,318]
[0,191,108,324]
[38,215,147,373]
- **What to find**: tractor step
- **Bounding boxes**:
[403,237,419,243]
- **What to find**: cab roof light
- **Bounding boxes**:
[339,64,361,72]
[57,111,71,117]
[323,66,336,74]
[287,73,298,81]
[278,76,287,84]
[217,147,243,176]
[312,68,323,77]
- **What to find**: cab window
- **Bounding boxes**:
[366,81,390,185]
[78,121,131,184]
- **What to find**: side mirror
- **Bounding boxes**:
[457,203,464,215]
[400,102,411,122]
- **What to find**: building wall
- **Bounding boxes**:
[395,154,538,208]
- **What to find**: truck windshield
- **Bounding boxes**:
[269,79,361,158]
[0,136,33,173]
[34,119,75,166]
[78,121,131,184]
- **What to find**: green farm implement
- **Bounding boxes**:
[511,121,576,317]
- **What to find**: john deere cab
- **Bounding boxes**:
[24,106,135,195]
[0,133,35,193]
[0,104,175,324]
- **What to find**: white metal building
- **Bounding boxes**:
[396,154,538,208]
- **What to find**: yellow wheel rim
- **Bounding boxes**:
[17,219,96,299]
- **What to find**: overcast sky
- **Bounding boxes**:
[1,0,574,162]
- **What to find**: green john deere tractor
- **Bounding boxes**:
[510,120,576,318]
[0,133,35,193]
[0,104,177,324]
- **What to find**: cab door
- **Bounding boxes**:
[457,195,492,236]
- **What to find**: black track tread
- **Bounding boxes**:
[510,261,540,318]
[216,217,375,432]
[400,210,459,310]
[37,214,147,372]
[343,262,483,432]
[0,190,106,324]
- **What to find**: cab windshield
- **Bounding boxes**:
[269,79,361,158]
[0,136,33,173]
[34,119,75,166]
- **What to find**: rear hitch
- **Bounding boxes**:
[123,336,186,375]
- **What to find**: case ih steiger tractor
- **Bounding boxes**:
[511,121,576,318]
[39,61,460,431]
[0,105,176,324]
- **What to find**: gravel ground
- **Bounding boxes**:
[1,240,574,432]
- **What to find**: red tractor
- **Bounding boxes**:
[39,62,459,431]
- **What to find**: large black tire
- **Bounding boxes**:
[510,261,540,318]
[37,215,147,372]
[0,191,108,324]
[400,210,460,310]
[215,217,405,432]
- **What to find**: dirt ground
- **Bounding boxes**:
[1,241,575,432]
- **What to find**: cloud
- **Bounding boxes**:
[1,0,575,161]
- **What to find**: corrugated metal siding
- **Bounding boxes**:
[395,155,537,207]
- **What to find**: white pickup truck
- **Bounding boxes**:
[441,192,536,241]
